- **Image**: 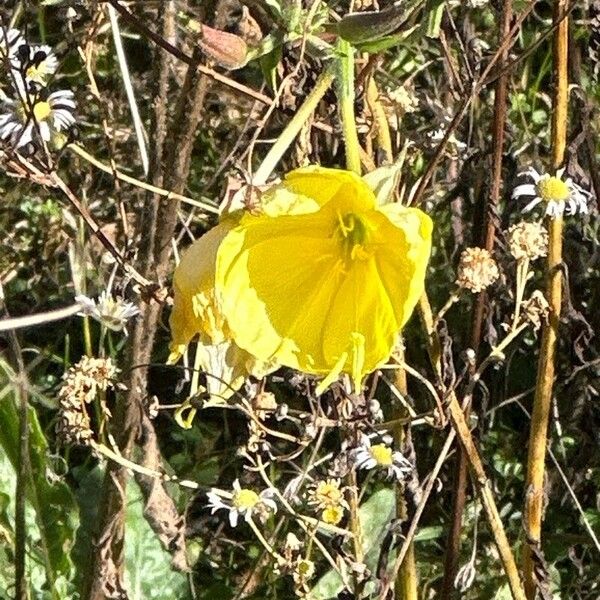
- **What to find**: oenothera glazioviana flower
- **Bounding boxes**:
[169,166,432,398]
[168,215,274,403]
[215,166,432,392]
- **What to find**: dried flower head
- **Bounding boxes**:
[508,221,548,261]
[521,291,550,330]
[56,406,93,446]
[58,355,119,405]
[56,356,119,445]
[292,557,315,591]
[457,247,500,293]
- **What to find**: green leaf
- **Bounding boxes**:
[424,0,445,38]
[124,480,191,599]
[72,466,191,598]
[0,362,79,593]
[354,28,416,54]
[311,488,395,599]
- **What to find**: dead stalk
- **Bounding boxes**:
[522,2,569,595]
[441,1,513,596]
[419,294,527,600]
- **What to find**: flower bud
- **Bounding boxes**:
[336,1,406,45]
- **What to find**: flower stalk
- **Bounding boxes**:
[522,3,569,594]
[336,39,361,174]
[252,66,335,185]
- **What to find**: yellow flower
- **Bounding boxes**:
[168,216,270,403]
[215,166,432,392]
[321,505,345,525]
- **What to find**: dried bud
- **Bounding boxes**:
[198,23,248,69]
[253,391,278,420]
[454,560,476,592]
[522,290,550,330]
[457,247,500,293]
[508,221,548,261]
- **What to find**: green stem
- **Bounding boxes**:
[336,40,361,174]
[253,66,336,185]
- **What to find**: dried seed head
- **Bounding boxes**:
[56,356,119,445]
[522,291,550,330]
[457,247,500,293]
[56,406,93,446]
[58,355,119,405]
[508,221,548,261]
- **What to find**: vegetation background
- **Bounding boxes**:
[0,0,599,599]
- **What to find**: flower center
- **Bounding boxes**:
[33,101,52,122]
[27,64,42,81]
[370,443,393,465]
[232,488,259,510]
[335,212,371,261]
[537,176,569,202]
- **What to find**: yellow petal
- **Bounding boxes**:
[284,165,377,210]
[217,210,340,369]
[169,220,233,354]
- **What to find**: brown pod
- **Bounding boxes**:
[198,23,248,69]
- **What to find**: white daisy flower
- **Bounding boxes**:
[352,432,412,481]
[0,89,76,148]
[206,479,277,527]
[76,291,140,334]
[512,167,592,219]
[13,44,59,87]
[0,28,25,61]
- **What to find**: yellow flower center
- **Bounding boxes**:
[33,101,52,122]
[537,176,569,202]
[321,505,344,525]
[26,64,42,81]
[315,481,343,507]
[370,443,393,465]
[335,212,371,261]
[232,488,259,510]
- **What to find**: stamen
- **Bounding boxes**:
[350,332,365,393]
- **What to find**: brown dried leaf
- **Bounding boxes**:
[134,413,189,572]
